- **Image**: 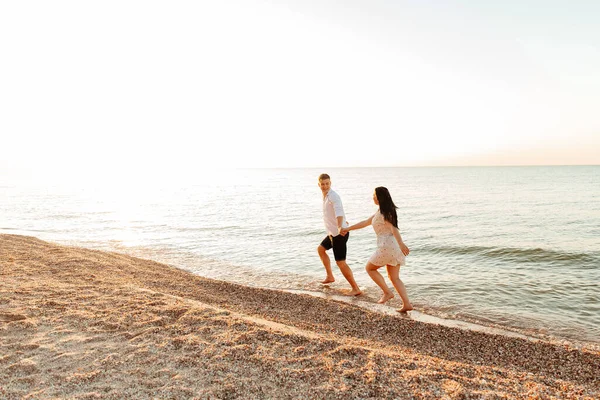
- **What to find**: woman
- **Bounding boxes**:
[341,187,413,312]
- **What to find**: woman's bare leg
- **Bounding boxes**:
[366,262,394,304]
[386,264,413,312]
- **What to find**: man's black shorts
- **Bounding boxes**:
[320,233,350,261]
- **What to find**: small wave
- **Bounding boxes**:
[418,244,600,266]
[0,228,50,233]
[48,214,81,220]
[175,226,241,232]
[298,229,328,236]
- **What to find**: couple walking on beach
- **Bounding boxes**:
[317,173,413,313]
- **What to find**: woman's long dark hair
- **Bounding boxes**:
[375,187,398,228]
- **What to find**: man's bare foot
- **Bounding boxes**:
[397,305,414,313]
[346,289,363,296]
[321,277,335,284]
[377,292,394,304]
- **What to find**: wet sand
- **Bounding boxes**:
[1,234,598,399]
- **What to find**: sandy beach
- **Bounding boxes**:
[1,234,598,399]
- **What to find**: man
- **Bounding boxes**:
[317,173,362,296]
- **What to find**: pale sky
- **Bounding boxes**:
[1,0,599,179]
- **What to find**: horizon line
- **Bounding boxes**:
[236,164,600,169]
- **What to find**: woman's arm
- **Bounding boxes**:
[343,215,374,233]
[387,221,410,256]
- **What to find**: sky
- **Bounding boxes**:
[1,0,599,179]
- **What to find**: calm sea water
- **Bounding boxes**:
[1,166,599,345]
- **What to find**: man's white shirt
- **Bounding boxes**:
[322,189,349,236]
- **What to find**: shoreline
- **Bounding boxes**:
[1,234,599,398]
[4,229,599,349]
[50,235,600,350]
[284,289,536,341]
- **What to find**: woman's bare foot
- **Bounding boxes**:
[321,277,335,284]
[397,305,414,313]
[377,292,394,304]
[346,289,363,296]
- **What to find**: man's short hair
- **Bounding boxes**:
[318,173,330,181]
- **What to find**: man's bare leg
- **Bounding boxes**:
[335,260,362,296]
[366,262,394,304]
[318,245,335,284]
[387,264,413,312]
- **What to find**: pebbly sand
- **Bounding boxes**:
[1,234,598,399]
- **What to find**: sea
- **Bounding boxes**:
[1,166,599,347]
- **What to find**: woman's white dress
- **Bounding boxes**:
[368,210,406,267]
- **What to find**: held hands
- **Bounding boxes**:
[400,242,410,256]
[339,226,349,236]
